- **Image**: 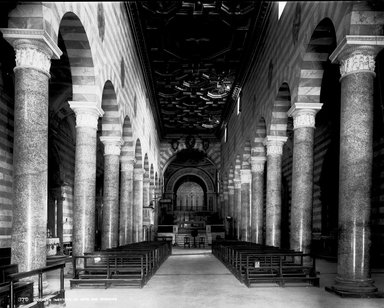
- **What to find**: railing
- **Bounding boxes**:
[8,262,65,308]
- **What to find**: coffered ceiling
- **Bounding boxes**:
[126,1,272,139]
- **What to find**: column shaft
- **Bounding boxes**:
[11,53,50,271]
[288,104,321,254]
[119,161,134,245]
[101,153,121,250]
[133,170,144,242]
[73,126,97,254]
[265,136,287,247]
[326,41,384,296]
[290,127,314,253]
[251,157,266,244]
[228,186,235,238]
[223,184,229,236]
[336,71,375,291]
[57,196,64,246]
[266,155,282,247]
[70,102,103,256]
[143,178,150,241]
[240,169,252,241]
[234,180,241,240]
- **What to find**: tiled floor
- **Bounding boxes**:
[45,248,384,308]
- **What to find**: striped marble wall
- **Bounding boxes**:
[221,1,349,171]
[312,126,331,233]
[372,138,384,263]
[0,2,162,249]
[0,92,13,248]
[53,131,75,243]
[220,1,384,253]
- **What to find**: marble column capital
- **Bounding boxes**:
[264,136,288,156]
[228,185,235,194]
[0,29,62,77]
[69,101,104,129]
[100,136,123,156]
[240,169,252,183]
[120,158,136,172]
[251,156,266,172]
[287,103,323,129]
[330,35,384,80]
[233,178,241,189]
[133,168,145,179]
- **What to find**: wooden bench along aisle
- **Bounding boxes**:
[0,264,33,308]
[0,262,66,308]
[212,240,319,288]
[70,241,171,289]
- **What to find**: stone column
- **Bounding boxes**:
[47,192,57,237]
[2,34,61,271]
[69,101,104,256]
[119,159,135,245]
[56,195,65,246]
[228,182,235,238]
[133,168,144,242]
[149,183,155,232]
[143,177,150,207]
[250,156,266,244]
[218,192,224,221]
[100,136,122,250]
[223,180,229,235]
[233,177,241,240]
[143,177,151,241]
[154,185,161,236]
[287,103,322,255]
[326,36,384,297]
[264,136,287,247]
[240,169,252,241]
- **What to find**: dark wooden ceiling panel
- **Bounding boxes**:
[127,1,271,139]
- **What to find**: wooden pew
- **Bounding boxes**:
[244,253,319,287]
[0,264,33,308]
[212,240,319,288]
[71,254,146,289]
[6,261,66,308]
[70,241,171,289]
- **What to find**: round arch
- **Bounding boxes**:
[134,139,142,169]
[58,12,97,103]
[296,18,336,108]
[164,167,217,212]
[269,82,291,137]
[101,80,122,137]
[121,115,134,160]
[174,175,207,211]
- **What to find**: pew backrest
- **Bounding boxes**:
[0,264,18,285]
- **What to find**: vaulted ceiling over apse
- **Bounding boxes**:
[126,1,272,139]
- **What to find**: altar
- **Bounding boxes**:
[46,237,60,256]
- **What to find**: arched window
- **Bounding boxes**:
[177,182,204,211]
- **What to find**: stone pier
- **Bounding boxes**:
[264,136,287,247]
[250,157,266,244]
[240,169,252,241]
[288,103,322,256]
[2,31,61,271]
[69,101,104,256]
[100,136,122,249]
[326,36,384,297]
[119,159,135,245]
[133,168,144,242]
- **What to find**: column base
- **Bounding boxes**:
[325,277,384,298]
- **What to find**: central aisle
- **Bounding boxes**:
[63,249,384,308]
